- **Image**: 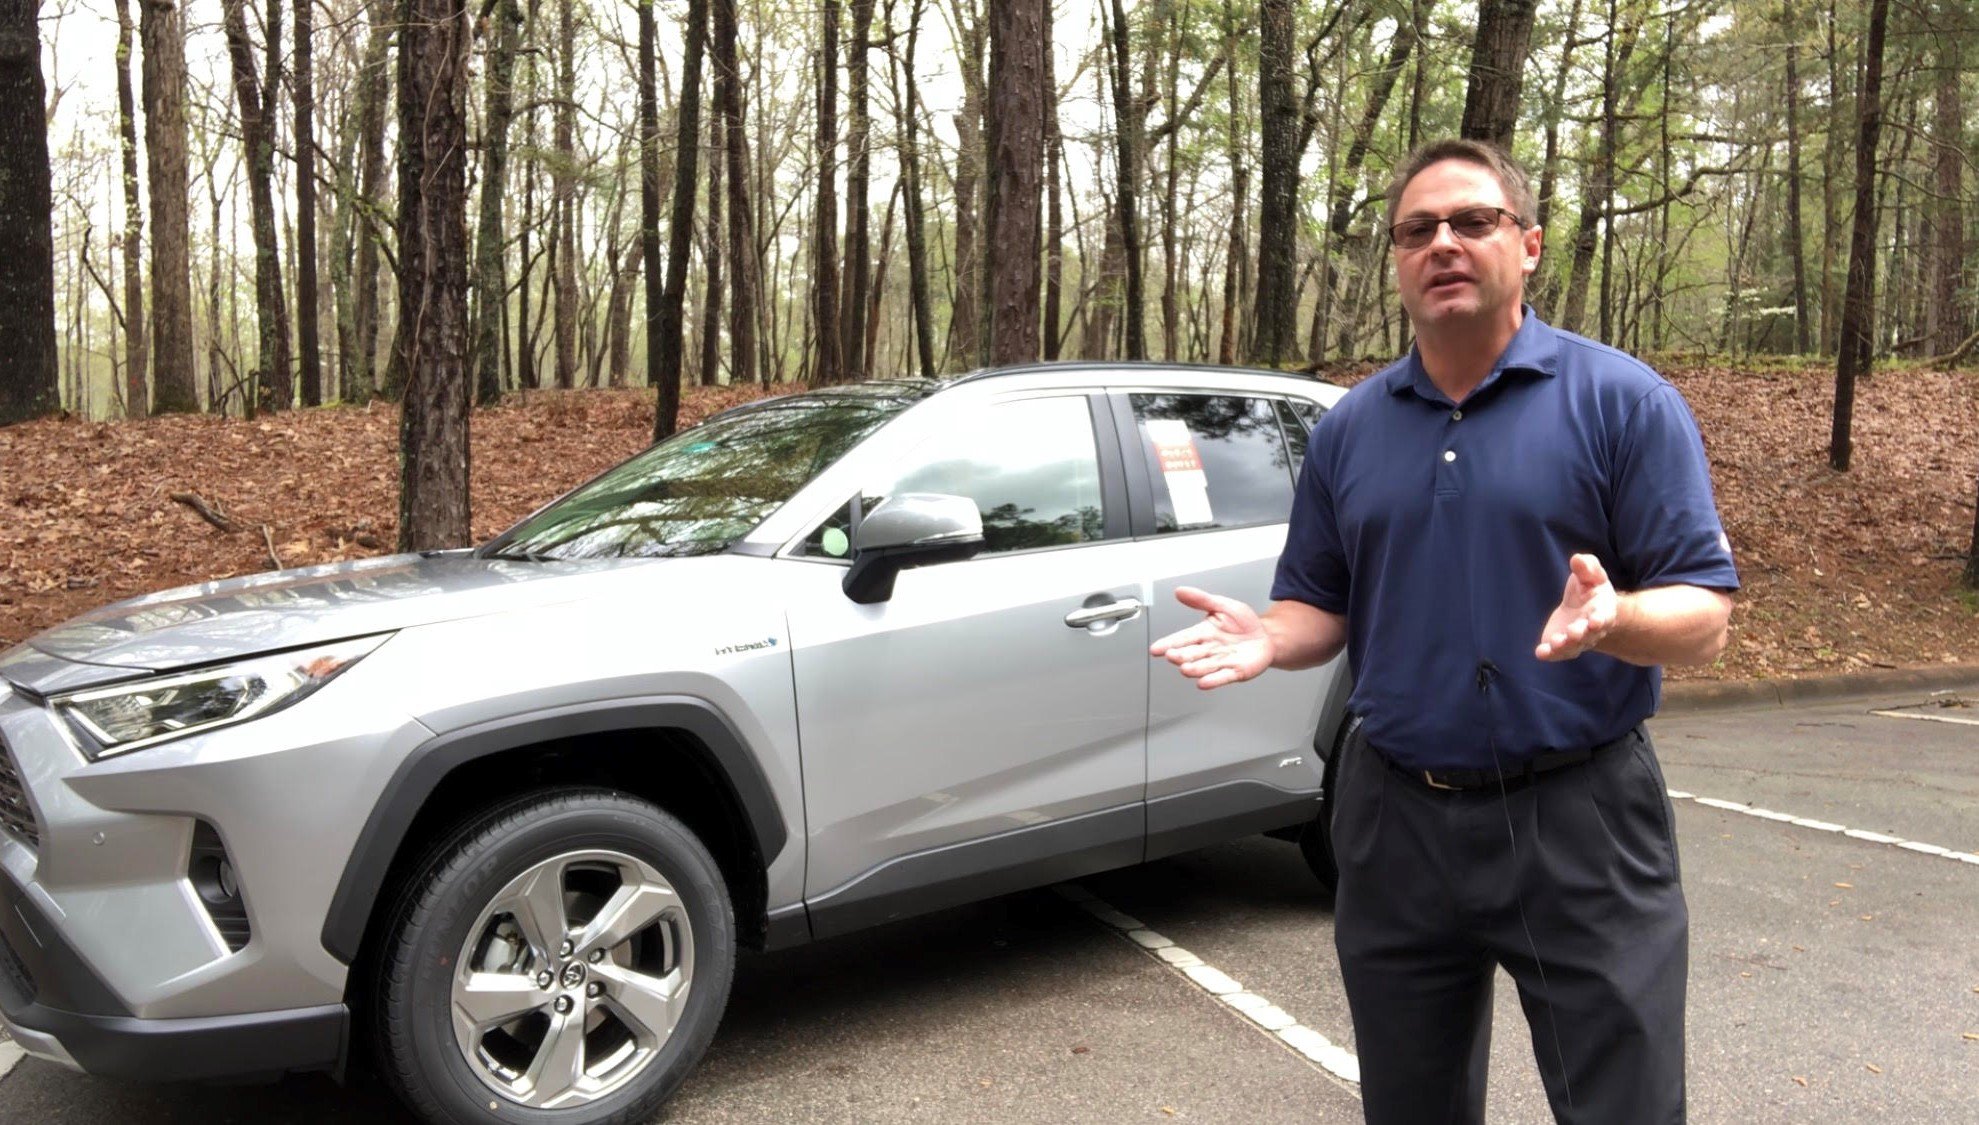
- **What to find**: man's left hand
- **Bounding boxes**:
[1535,553,1618,661]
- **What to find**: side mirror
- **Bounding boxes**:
[841,493,985,604]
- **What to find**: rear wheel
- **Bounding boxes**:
[1298,718,1355,895]
[375,789,734,1125]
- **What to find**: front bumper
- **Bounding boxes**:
[0,864,344,1080]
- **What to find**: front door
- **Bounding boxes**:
[785,394,1147,937]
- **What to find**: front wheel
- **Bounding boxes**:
[375,789,735,1125]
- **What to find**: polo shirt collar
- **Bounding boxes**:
[1386,306,1563,402]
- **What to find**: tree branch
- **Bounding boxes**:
[1147,55,1225,146]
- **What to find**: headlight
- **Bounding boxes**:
[51,635,390,759]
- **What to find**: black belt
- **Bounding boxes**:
[1376,727,1639,792]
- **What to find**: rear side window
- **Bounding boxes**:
[1130,394,1295,533]
[1274,399,1312,473]
[1285,396,1325,432]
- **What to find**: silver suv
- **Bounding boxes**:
[0,364,1351,1124]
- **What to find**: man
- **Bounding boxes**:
[1151,139,1737,1124]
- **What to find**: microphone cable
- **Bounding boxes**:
[1479,657,1576,1116]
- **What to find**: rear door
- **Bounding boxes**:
[1113,389,1347,858]
[785,392,1149,937]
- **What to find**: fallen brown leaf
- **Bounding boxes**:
[7,371,1979,679]
[1792,1076,1808,1087]
[1865,1063,1884,1074]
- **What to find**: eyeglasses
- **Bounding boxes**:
[1387,206,1524,250]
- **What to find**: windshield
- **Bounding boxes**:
[481,397,907,559]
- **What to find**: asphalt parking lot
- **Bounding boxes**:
[3,685,1975,1123]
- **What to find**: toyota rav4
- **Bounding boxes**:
[0,363,1351,1124]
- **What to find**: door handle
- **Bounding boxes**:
[1064,599,1143,628]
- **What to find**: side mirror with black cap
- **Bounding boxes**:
[841,492,986,604]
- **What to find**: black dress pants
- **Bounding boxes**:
[1331,725,1688,1124]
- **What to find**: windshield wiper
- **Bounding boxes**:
[479,546,557,562]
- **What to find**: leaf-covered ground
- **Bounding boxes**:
[2,366,1975,681]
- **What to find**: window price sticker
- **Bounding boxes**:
[1145,419,1214,526]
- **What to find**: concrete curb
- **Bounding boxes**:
[1662,664,1979,713]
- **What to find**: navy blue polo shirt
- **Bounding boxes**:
[1272,311,1739,770]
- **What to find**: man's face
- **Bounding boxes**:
[1390,159,1543,331]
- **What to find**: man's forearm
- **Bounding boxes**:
[1595,585,1733,667]
[1262,599,1350,671]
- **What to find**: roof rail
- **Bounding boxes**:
[943,359,1323,387]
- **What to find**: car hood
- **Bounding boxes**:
[0,551,670,694]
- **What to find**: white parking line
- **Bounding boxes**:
[1869,708,1979,727]
[1054,882,1361,1086]
[1668,790,1979,866]
[0,1040,23,1082]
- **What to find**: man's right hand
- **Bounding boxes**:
[1150,586,1276,690]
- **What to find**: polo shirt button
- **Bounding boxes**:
[1451,409,1463,421]
[1443,450,1457,462]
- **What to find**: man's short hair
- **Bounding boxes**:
[1383,139,1538,230]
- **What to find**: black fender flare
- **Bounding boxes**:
[319,696,789,964]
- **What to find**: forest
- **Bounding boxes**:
[0,0,1973,574]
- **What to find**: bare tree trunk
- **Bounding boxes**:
[840,0,873,376]
[1217,8,1245,366]
[111,0,147,416]
[222,0,293,412]
[140,0,198,412]
[864,180,898,369]
[294,0,320,405]
[207,156,225,409]
[654,0,705,434]
[552,0,577,390]
[1926,39,1964,356]
[1459,0,1537,151]
[945,5,984,367]
[984,0,1043,366]
[1531,0,1583,316]
[605,241,638,385]
[1828,0,1888,472]
[331,0,391,403]
[1252,0,1298,366]
[1559,0,1635,337]
[1819,0,1842,354]
[811,0,842,383]
[472,0,523,405]
[1158,3,1180,361]
[1103,0,1145,360]
[1966,475,1979,589]
[1042,0,1063,361]
[517,124,537,388]
[396,0,472,549]
[699,103,725,386]
[1782,0,1810,353]
[0,0,58,424]
[895,0,936,378]
[712,0,758,384]
[638,0,661,399]
[1324,14,1416,355]
[1219,165,1247,365]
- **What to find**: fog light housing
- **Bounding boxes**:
[189,821,251,952]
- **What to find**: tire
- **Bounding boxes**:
[1298,717,1356,896]
[374,789,735,1125]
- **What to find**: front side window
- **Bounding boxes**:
[803,396,1106,558]
[1131,393,1295,533]
[483,397,904,559]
